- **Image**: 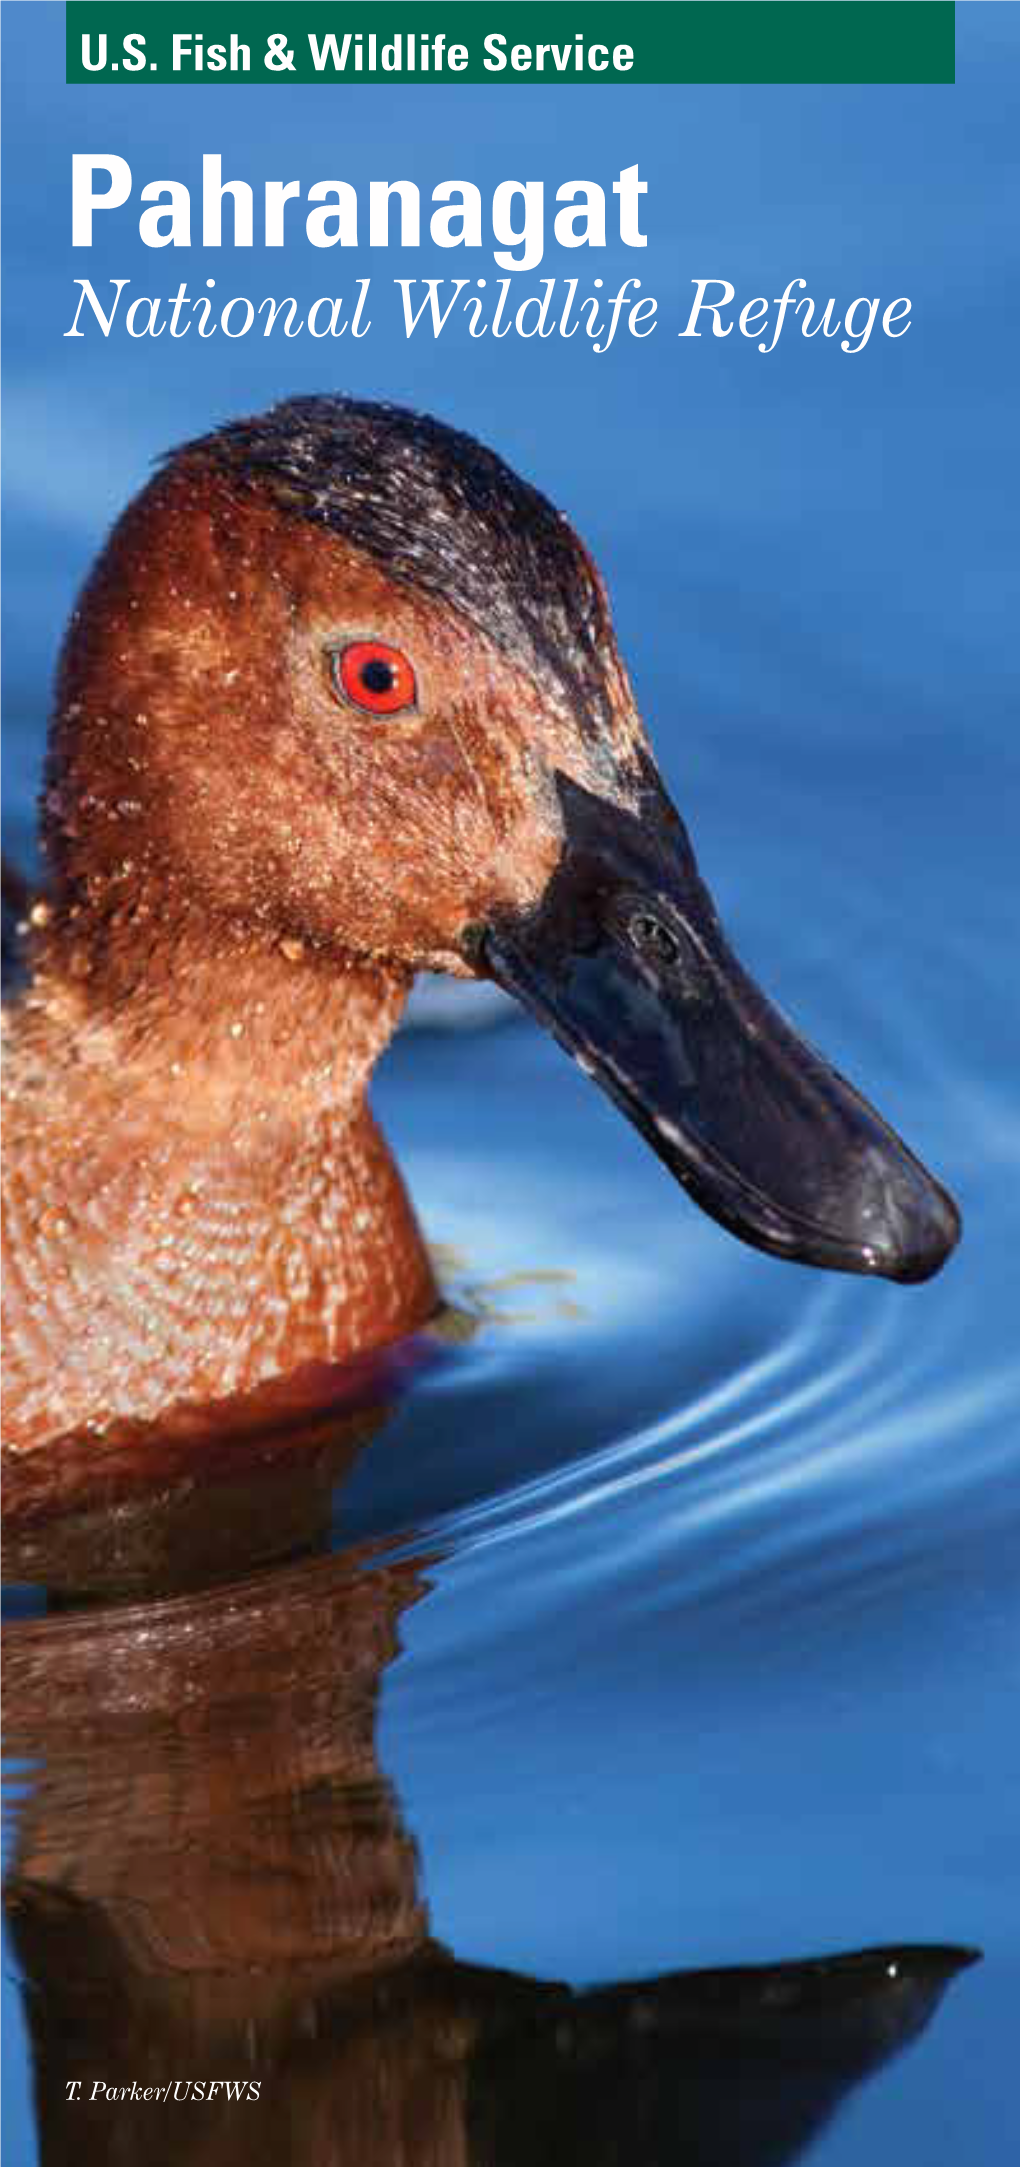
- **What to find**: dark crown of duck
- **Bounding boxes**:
[187,395,616,737]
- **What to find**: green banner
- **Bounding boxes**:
[67,5,955,88]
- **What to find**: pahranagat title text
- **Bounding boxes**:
[66,155,914,356]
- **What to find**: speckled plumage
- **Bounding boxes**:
[1,397,651,1455]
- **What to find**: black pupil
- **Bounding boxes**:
[360,657,396,696]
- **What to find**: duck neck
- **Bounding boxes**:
[6,918,438,1448]
[33,911,411,1134]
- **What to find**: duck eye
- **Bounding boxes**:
[332,640,417,717]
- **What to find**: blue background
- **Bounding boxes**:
[3,6,1019,2163]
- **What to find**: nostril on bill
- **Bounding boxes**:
[628,911,682,968]
[624,907,714,1006]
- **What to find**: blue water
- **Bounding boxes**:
[3,6,1019,2160]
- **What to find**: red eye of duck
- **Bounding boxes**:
[332,640,417,716]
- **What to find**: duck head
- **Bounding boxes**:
[46,395,958,1283]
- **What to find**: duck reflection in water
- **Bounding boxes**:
[2,1400,977,2167]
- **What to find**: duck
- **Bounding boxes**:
[0,395,960,1457]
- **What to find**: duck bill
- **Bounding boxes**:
[480,775,960,1283]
